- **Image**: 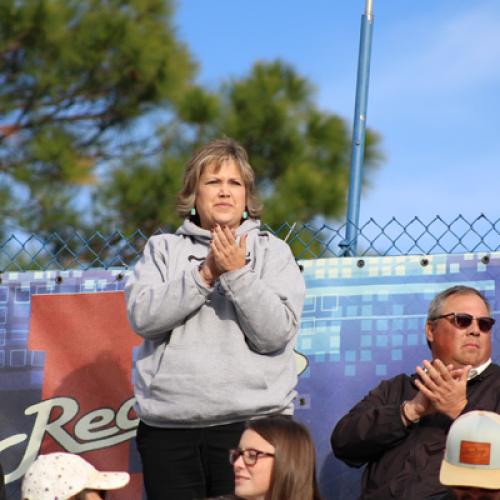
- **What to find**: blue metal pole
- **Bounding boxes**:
[340,0,374,256]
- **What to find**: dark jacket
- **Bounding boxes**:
[0,463,5,500]
[331,363,500,500]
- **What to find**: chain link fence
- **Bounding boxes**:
[1,214,498,272]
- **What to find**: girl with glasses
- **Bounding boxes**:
[227,416,323,500]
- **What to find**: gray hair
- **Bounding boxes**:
[426,285,491,349]
[427,285,490,320]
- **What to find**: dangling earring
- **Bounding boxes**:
[190,207,196,216]
[242,210,248,220]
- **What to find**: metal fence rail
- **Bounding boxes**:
[0,214,498,272]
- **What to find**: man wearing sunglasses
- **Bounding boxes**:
[331,285,500,500]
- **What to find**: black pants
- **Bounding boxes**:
[0,463,5,500]
[137,420,245,500]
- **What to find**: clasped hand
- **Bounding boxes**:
[199,225,247,285]
[409,359,470,420]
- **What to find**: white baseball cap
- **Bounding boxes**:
[440,410,500,490]
[21,452,130,500]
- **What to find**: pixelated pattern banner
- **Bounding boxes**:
[0,253,499,499]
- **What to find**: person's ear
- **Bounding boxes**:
[425,320,435,344]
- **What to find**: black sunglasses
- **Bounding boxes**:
[429,312,495,333]
[229,448,275,466]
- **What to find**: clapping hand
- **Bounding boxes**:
[210,224,247,273]
[402,360,470,425]
[413,359,470,420]
[199,225,247,285]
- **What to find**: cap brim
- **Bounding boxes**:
[440,460,500,490]
[86,471,130,491]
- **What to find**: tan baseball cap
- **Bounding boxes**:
[440,410,500,490]
[21,452,130,500]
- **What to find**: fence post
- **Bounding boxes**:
[340,0,374,256]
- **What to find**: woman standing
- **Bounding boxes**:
[125,138,305,499]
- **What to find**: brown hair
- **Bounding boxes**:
[176,137,262,221]
[245,416,323,500]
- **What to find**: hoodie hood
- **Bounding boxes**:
[176,218,261,245]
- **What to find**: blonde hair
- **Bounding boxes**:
[176,137,262,221]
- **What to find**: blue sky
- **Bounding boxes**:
[174,1,499,225]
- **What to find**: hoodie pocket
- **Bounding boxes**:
[147,342,270,421]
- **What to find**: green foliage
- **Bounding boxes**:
[1,1,383,262]
[98,60,382,236]
[96,153,186,235]
[0,0,194,234]
[178,86,221,129]
[217,61,381,228]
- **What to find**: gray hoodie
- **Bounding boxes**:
[125,219,305,427]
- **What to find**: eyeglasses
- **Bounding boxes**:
[429,312,495,333]
[228,448,275,466]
